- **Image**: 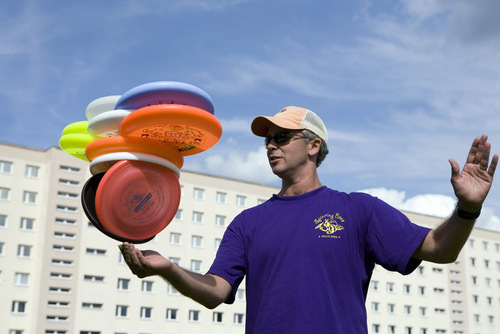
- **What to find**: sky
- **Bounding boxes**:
[1,0,499,231]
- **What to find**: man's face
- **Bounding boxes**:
[265,124,310,177]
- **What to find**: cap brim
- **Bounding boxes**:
[251,116,305,137]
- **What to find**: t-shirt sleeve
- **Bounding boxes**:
[364,196,431,275]
[208,213,247,304]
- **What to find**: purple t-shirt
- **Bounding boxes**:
[208,186,430,333]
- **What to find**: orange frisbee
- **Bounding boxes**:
[85,136,184,169]
[95,160,180,240]
[120,104,222,156]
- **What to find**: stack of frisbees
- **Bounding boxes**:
[59,82,222,243]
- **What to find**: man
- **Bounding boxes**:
[120,106,498,333]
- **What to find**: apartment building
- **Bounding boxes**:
[1,141,499,334]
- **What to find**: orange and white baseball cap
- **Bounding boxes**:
[251,106,328,145]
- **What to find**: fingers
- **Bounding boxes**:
[448,158,460,180]
[488,153,499,177]
[119,242,146,277]
[467,135,496,174]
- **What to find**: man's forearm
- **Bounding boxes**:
[159,264,230,309]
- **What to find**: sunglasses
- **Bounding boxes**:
[265,132,306,146]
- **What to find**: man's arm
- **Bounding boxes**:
[119,242,232,309]
[413,134,498,263]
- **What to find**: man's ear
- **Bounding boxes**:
[308,138,321,157]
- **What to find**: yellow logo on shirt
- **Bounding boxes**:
[315,213,344,238]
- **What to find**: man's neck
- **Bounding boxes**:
[278,170,322,196]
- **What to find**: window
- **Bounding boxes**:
[48,301,70,308]
[60,165,80,173]
[17,245,32,258]
[169,257,180,265]
[418,286,425,295]
[167,284,179,295]
[0,160,13,174]
[236,195,246,207]
[20,217,34,230]
[387,303,395,314]
[140,307,153,319]
[49,287,71,294]
[142,280,154,292]
[216,191,227,203]
[23,191,37,204]
[54,231,75,239]
[0,242,4,255]
[215,215,226,227]
[0,187,11,200]
[371,302,379,312]
[53,245,74,252]
[386,282,394,292]
[166,308,178,320]
[170,232,181,245]
[56,205,77,213]
[174,209,182,220]
[234,313,244,325]
[371,280,378,291]
[236,289,245,301]
[55,218,76,225]
[57,191,78,199]
[84,275,104,282]
[48,318,70,325]
[12,301,27,314]
[214,238,222,250]
[192,235,203,248]
[404,305,411,315]
[82,302,102,309]
[25,165,40,178]
[403,284,411,294]
[14,273,29,286]
[59,179,79,186]
[419,307,426,316]
[116,305,128,318]
[191,260,202,272]
[192,211,203,224]
[117,278,130,291]
[189,310,200,322]
[51,272,72,279]
[86,248,106,255]
[372,324,380,333]
[52,259,73,266]
[193,188,204,200]
[213,312,223,323]
[0,214,6,227]
[470,257,476,266]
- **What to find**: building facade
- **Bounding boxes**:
[0,141,499,334]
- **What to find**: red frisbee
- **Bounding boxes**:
[95,160,180,240]
[120,104,222,156]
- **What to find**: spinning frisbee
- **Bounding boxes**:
[85,136,184,169]
[94,160,181,240]
[115,81,215,114]
[86,95,122,120]
[87,109,131,137]
[81,173,155,244]
[120,104,222,156]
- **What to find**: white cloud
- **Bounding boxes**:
[184,146,277,184]
[359,187,500,232]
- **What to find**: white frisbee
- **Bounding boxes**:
[89,151,180,177]
[87,109,131,137]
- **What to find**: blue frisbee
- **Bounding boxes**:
[115,81,215,114]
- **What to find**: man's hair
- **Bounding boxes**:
[301,129,329,167]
